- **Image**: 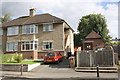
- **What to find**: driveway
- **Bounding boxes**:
[31,58,74,73]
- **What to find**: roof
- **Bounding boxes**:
[85,30,101,39]
[2,13,64,27]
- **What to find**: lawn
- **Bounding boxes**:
[1,59,43,64]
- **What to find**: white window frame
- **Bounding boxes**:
[0,28,3,35]
[43,23,53,32]
[22,24,38,34]
[21,41,38,51]
[43,42,53,50]
[7,26,19,36]
[6,42,18,51]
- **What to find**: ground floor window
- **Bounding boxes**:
[6,42,18,51]
[22,41,38,51]
[43,42,53,50]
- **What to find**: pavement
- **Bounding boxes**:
[0,59,119,80]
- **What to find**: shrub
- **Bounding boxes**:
[105,41,120,46]
[1,53,23,63]
[118,42,120,45]
[14,53,23,63]
[105,42,111,46]
[1,54,15,63]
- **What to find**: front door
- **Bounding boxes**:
[84,42,93,50]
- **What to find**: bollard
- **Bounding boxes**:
[97,64,99,77]
[21,64,23,76]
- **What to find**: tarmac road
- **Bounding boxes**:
[1,77,118,80]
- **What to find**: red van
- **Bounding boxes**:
[44,52,64,63]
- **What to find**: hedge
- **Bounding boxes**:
[0,53,23,63]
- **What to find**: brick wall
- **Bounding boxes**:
[38,51,64,59]
[85,39,105,49]
[5,51,38,60]
[21,51,38,59]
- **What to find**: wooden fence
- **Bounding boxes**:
[76,50,115,67]
[112,45,120,58]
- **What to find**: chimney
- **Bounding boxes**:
[29,8,36,17]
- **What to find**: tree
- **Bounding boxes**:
[74,33,82,47]
[75,14,111,47]
[0,13,11,23]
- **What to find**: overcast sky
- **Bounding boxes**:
[0,0,119,38]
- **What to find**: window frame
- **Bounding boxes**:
[43,23,53,32]
[6,42,18,51]
[22,24,38,34]
[43,42,53,50]
[21,41,38,51]
[7,26,19,36]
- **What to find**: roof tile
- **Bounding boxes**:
[2,13,64,27]
[85,30,101,38]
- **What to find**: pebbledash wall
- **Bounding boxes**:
[5,22,73,59]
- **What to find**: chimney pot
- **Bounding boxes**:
[29,8,36,17]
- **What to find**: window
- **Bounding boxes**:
[6,42,18,51]
[22,25,38,34]
[86,45,91,49]
[45,53,55,57]
[0,28,3,35]
[43,24,53,31]
[21,41,38,51]
[58,53,62,56]
[43,42,53,50]
[7,26,18,36]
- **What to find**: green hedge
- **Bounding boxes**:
[0,53,23,63]
[105,41,120,45]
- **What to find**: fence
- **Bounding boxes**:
[112,45,120,58]
[77,50,115,67]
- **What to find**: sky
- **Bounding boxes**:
[0,0,119,38]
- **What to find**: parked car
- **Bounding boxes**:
[44,52,64,63]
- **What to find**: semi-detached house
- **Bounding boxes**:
[0,9,74,59]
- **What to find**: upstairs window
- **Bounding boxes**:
[6,42,18,51]
[7,26,18,36]
[22,24,38,34]
[43,42,53,50]
[0,28,3,35]
[43,24,53,32]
